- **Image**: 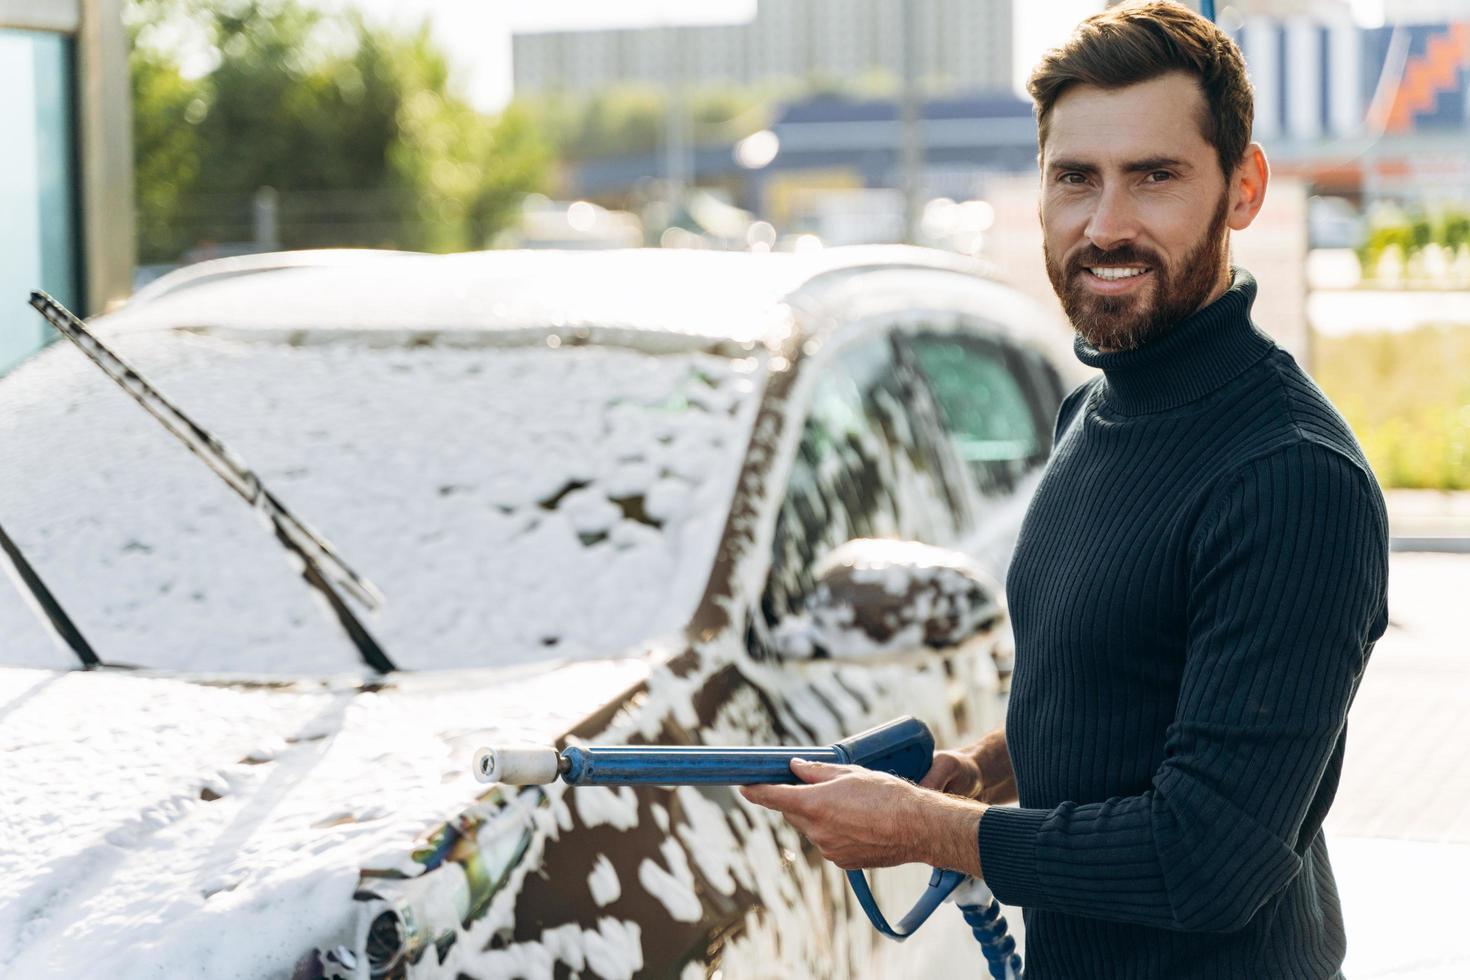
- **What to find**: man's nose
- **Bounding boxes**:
[1084,185,1139,252]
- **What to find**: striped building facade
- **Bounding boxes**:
[512,0,1013,99]
[1232,18,1469,141]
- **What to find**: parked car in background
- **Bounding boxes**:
[0,246,1081,978]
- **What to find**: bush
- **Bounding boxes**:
[1358,207,1470,284]
[1312,325,1470,490]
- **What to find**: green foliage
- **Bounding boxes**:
[128,0,547,262]
[1357,207,1470,280]
[523,86,665,162]
[1312,325,1470,490]
[130,41,206,261]
[1446,214,1470,252]
[515,85,769,164]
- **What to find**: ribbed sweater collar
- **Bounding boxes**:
[1073,266,1276,416]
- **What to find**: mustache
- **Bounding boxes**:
[1067,245,1161,273]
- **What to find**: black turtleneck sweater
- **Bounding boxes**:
[977,268,1390,979]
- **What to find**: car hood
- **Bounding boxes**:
[0,656,650,978]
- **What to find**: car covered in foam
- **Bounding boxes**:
[0,246,1082,978]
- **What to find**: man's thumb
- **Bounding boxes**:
[918,752,956,789]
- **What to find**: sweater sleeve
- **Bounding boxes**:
[978,441,1389,932]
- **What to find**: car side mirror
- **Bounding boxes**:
[773,538,1004,661]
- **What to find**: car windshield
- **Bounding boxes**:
[0,329,763,673]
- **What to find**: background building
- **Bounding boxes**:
[0,0,133,376]
[512,0,1013,98]
[1215,0,1352,15]
[1229,16,1470,203]
[1378,1,1470,24]
[558,14,1470,211]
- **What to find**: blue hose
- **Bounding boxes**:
[959,895,1024,979]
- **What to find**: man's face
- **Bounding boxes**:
[1039,72,1233,352]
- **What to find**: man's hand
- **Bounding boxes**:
[919,749,987,799]
[920,728,1018,805]
[739,758,985,877]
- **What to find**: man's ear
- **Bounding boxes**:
[1226,142,1269,231]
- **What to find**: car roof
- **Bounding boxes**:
[101,246,1002,352]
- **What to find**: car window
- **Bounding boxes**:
[754,333,967,646]
[1013,343,1067,444]
[905,331,1050,498]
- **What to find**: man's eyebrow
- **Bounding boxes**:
[1047,159,1097,176]
[1046,156,1194,175]
[1122,156,1193,174]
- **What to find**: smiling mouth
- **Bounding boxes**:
[1085,266,1150,281]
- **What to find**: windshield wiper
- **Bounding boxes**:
[0,516,103,669]
[28,291,398,674]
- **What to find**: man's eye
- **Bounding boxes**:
[1146,170,1173,182]
[1058,172,1085,184]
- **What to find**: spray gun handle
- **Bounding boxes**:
[847,866,969,941]
[828,717,974,941]
[830,714,935,780]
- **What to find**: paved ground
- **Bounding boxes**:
[1327,550,1470,979]
[1385,490,1470,553]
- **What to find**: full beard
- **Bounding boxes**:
[1043,193,1231,353]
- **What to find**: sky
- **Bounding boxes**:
[313,0,1390,114]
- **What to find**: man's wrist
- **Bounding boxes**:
[916,789,987,878]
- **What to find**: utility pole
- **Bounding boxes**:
[663,25,692,214]
[899,0,924,244]
[253,186,280,251]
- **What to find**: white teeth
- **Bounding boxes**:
[1089,267,1147,281]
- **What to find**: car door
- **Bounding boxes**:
[700,324,1012,977]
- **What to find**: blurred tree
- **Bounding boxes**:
[1410,214,1434,253]
[130,32,207,261]
[1445,213,1470,253]
[517,84,771,165]
[1358,207,1470,281]
[128,0,547,262]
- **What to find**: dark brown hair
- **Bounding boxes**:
[1026,0,1254,178]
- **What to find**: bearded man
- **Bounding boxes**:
[741,2,1390,977]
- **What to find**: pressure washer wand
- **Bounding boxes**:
[477,742,852,786]
[474,716,1022,978]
